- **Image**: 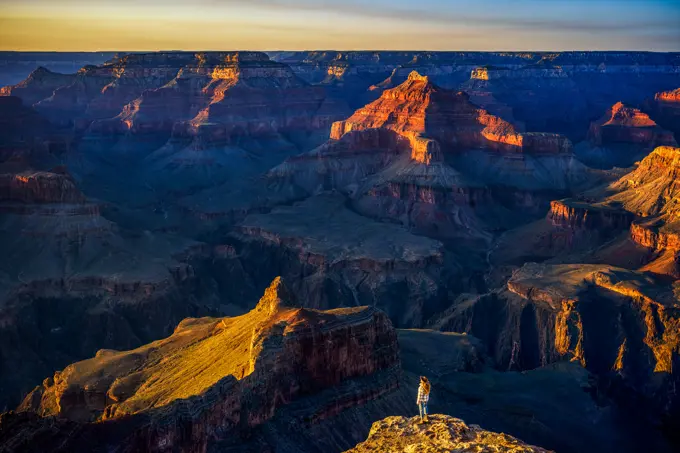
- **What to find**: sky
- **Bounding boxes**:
[1,0,679,52]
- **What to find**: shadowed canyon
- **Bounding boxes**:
[0,50,679,453]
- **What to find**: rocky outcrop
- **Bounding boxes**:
[346,415,551,453]
[0,162,216,410]
[229,193,457,327]
[588,102,676,147]
[0,172,85,204]
[4,52,348,142]
[655,88,680,104]
[648,88,680,144]
[9,277,400,452]
[269,72,589,244]
[0,67,77,106]
[602,145,680,216]
[331,71,571,155]
[432,263,680,419]
[118,53,346,147]
[630,219,680,252]
[549,199,634,231]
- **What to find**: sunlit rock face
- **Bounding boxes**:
[347,414,551,453]
[229,193,459,328]
[588,102,676,147]
[431,263,680,418]
[6,277,400,452]
[574,101,677,169]
[331,71,571,155]
[269,71,589,246]
[647,87,680,144]
[2,52,348,141]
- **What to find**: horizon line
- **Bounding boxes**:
[2,49,680,53]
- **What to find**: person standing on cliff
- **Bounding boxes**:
[417,376,430,423]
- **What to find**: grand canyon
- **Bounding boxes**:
[0,28,680,453]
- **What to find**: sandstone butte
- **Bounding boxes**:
[268,70,588,249]
[330,70,572,162]
[4,277,400,451]
[345,415,551,453]
[588,101,677,147]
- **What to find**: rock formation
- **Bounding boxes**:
[432,262,680,421]
[346,415,551,453]
[656,88,680,104]
[588,102,675,147]
[549,199,635,232]
[269,72,589,245]
[648,88,680,143]
[0,51,116,87]
[576,102,677,168]
[0,67,78,107]
[227,193,456,327]
[331,71,571,155]
[5,277,400,452]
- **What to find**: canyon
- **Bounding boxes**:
[0,50,679,452]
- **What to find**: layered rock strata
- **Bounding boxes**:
[432,263,680,419]
[8,278,400,452]
[230,193,456,327]
[331,71,571,155]
[549,199,635,232]
[346,415,551,453]
[269,72,587,243]
[588,102,676,148]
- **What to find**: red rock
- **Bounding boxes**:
[549,199,634,231]
[655,88,680,104]
[10,277,400,452]
[331,71,571,156]
[588,102,677,147]
[0,172,85,204]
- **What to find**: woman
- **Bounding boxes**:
[417,376,430,423]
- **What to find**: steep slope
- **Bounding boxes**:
[575,102,677,169]
[223,193,461,327]
[0,94,216,409]
[648,88,680,142]
[270,71,590,244]
[331,71,570,155]
[461,55,680,141]
[2,52,350,228]
[5,277,400,452]
[601,146,680,276]
[494,146,680,278]
[0,67,77,107]
[0,96,68,172]
[346,415,551,453]
[0,168,211,408]
[432,263,680,422]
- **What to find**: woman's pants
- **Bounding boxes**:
[418,401,428,417]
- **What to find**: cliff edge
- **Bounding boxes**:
[345,414,551,453]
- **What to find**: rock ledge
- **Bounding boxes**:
[345,414,551,453]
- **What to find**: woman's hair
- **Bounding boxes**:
[420,376,430,394]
